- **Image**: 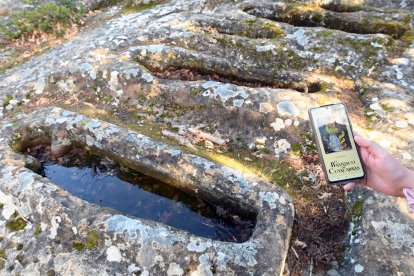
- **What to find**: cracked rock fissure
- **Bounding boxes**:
[151,66,324,92]
[133,43,326,93]
[244,4,410,39]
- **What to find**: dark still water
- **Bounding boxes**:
[25,145,255,242]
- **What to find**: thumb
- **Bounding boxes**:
[355,135,387,161]
[354,135,370,148]
[355,135,382,152]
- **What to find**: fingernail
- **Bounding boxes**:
[344,182,355,191]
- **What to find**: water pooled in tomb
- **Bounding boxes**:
[24,144,256,243]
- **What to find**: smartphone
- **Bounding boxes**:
[308,103,365,184]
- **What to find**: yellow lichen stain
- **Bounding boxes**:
[167,51,176,60]
[201,151,270,181]
[78,104,109,117]
[120,54,131,62]
[0,8,8,16]
[90,48,110,58]
[276,214,286,225]
[315,94,339,106]
[147,83,162,98]
[296,4,324,12]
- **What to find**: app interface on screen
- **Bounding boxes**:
[311,104,364,182]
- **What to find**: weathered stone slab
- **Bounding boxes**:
[0,107,293,275]
[339,186,414,275]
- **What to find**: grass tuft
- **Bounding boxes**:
[0,0,85,40]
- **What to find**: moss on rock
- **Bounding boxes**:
[72,230,99,251]
[0,258,5,270]
[401,30,414,44]
[261,22,285,38]
[34,225,42,236]
[351,200,364,233]
[5,212,27,232]
[0,251,7,260]
[72,242,85,251]
[15,254,25,264]
[122,0,164,14]
[85,230,99,249]
[2,95,13,109]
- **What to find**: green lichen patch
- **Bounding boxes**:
[15,254,26,265]
[34,225,42,236]
[2,95,13,109]
[351,200,364,234]
[196,17,285,39]
[47,269,56,276]
[401,30,414,44]
[53,237,61,244]
[16,244,23,251]
[335,36,383,69]
[0,258,5,270]
[291,144,302,156]
[352,200,363,217]
[318,82,329,94]
[246,3,410,39]
[122,0,164,14]
[369,19,410,39]
[319,29,334,37]
[381,104,394,112]
[364,108,380,127]
[190,87,203,96]
[5,212,27,232]
[0,250,7,260]
[85,230,99,249]
[72,230,99,251]
[95,0,123,9]
[72,241,85,251]
[0,203,4,209]
[261,22,285,38]
[290,133,318,158]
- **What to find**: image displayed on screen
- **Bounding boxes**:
[314,105,353,154]
[318,121,352,154]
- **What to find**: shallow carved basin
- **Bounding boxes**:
[22,143,256,243]
[0,107,294,275]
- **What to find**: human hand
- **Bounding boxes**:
[321,135,414,197]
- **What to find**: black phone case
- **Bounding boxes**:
[308,103,365,185]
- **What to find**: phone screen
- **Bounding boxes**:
[309,104,364,183]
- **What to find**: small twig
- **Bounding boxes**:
[188,128,226,145]
[94,248,107,261]
[309,259,313,276]
[162,130,196,149]
[290,246,299,259]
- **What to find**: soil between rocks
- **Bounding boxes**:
[152,67,322,92]
[284,154,349,275]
